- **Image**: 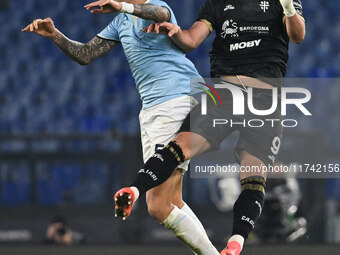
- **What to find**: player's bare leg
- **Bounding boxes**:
[172,168,208,236]
[171,170,185,209]
[146,169,183,221]
[175,132,212,160]
[221,151,267,255]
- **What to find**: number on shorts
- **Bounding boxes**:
[268,136,281,164]
[271,136,281,155]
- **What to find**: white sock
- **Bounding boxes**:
[162,206,219,255]
[228,235,244,250]
[130,186,140,202]
[181,203,208,236]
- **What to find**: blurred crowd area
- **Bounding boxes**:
[0,0,340,235]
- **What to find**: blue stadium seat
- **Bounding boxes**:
[0,163,31,206]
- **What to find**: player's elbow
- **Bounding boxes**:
[289,28,306,44]
[77,59,91,66]
[296,32,305,44]
[156,16,170,23]
[154,8,171,23]
[182,42,200,53]
[183,46,196,53]
[174,43,194,53]
[184,33,203,52]
[294,39,304,45]
[291,33,305,44]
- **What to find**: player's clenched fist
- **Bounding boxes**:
[143,22,181,37]
[22,18,57,38]
[278,0,296,17]
[84,0,122,14]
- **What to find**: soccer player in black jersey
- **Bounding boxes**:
[115,0,305,254]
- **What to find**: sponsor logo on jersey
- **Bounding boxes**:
[224,4,235,11]
[260,1,270,13]
[221,19,239,38]
[239,26,270,34]
[230,39,262,52]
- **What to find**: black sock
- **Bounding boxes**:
[131,141,185,195]
[232,177,266,240]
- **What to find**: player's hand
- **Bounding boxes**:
[84,0,122,14]
[278,0,296,17]
[142,22,181,37]
[21,18,57,38]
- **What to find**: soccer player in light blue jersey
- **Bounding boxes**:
[22,1,219,254]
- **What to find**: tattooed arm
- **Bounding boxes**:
[131,4,170,23]
[51,33,117,65]
[85,1,171,23]
[22,18,118,65]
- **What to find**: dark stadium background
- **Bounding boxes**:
[0,0,340,254]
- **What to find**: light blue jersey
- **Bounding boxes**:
[98,0,201,109]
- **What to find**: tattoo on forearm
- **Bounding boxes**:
[133,4,170,23]
[51,33,117,65]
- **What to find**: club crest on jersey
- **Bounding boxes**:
[260,1,270,13]
[221,19,239,39]
[224,4,235,11]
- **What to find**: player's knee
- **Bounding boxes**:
[174,132,190,160]
[240,151,264,166]
[240,151,268,180]
[175,132,211,159]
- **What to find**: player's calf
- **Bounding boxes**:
[146,169,184,222]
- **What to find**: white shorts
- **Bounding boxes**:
[139,95,198,173]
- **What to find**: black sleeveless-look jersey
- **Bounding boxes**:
[197,0,304,86]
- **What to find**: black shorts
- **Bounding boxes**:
[179,83,283,166]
